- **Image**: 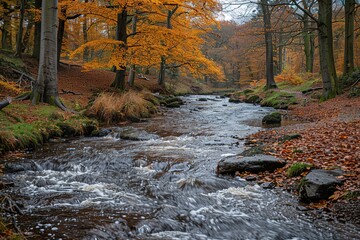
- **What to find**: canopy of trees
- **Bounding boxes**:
[0,0,359,101]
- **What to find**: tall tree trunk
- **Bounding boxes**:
[318,0,337,99]
[261,0,277,89]
[344,0,355,75]
[83,0,89,62]
[112,9,128,90]
[128,13,137,87]
[15,0,25,57]
[158,6,178,87]
[31,0,64,109]
[32,0,42,59]
[302,0,315,73]
[22,21,34,53]
[57,7,66,63]
[1,3,12,50]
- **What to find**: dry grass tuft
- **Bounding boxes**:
[87,90,158,125]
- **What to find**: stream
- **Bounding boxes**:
[2,95,360,240]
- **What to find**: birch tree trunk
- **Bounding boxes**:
[31,0,64,109]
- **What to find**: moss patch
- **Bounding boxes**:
[287,162,313,178]
[261,91,297,109]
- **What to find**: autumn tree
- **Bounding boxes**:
[343,0,356,75]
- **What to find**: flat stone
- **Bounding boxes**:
[260,182,275,189]
[299,169,343,202]
[117,127,158,141]
[217,154,286,175]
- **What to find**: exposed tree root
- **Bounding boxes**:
[54,96,77,113]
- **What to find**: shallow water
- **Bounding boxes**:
[2,95,359,240]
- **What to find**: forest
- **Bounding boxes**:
[0,0,360,239]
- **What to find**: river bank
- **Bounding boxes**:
[243,93,360,224]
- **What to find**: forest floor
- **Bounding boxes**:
[244,89,360,223]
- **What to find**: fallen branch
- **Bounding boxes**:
[61,89,82,95]
[11,68,35,82]
[0,97,12,110]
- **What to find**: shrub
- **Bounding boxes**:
[287,162,313,178]
[275,68,304,85]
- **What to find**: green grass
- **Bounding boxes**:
[287,162,313,178]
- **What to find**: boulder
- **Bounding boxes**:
[229,98,242,103]
[262,112,282,125]
[244,95,262,104]
[198,98,208,101]
[117,127,158,141]
[299,169,343,202]
[217,154,286,175]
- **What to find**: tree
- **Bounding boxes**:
[260,0,277,89]
[343,0,355,75]
[32,0,42,59]
[31,0,65,109]
[318,0,337,98]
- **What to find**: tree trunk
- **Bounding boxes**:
[128,13,138,87]
[32,0,42,59]
[112,9,128,90]
[158,56,166,87]
[302,0,315,73]
[83,0,89,62]
[57,7,66,63]
[31,0,63,108]
[344,0,355,75]
[15,0,25,57]
[1,3,12,50]
[22,21,34,53]
[261,0,277,90]
[158,6,178,87]
[318,0,337,99]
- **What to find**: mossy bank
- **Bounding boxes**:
[0,102,98,155]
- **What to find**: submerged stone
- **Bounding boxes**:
[262,112,282,125]
[217,154,286,175]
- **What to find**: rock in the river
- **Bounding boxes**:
[117,127,158,141]
[198,98,208,101]
[217,154,286,175]
[260,182,275,189]
[299,169,343,202]
[229,98,242,103]
[262,112,282,125]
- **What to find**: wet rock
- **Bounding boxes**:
[244,95,262,104]
[198,98,208,101]
[164,97,184,108]
[245,175,257,181]
[229,98,242,103]
[260,182,275,189]
[296,205,309,211]
[217,154,286,175]
[299,169,343,202]
[262,112,282,125]
[166,102,181,108]
[133,159,147,167]
[98,128,112,137]
[4,162,38,173]
[117,127,158,141]
[169,162,190,172]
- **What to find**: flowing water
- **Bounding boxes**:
[2,95,359,240]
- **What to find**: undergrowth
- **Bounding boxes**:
[87,90,159,125]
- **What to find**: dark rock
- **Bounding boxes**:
[217,154,286,175]
[296,205,309,211]
[4,162,40,173]
[240,146,264,157]
[244,95,262,104]
[166,102,181,108]
[299,169,343,202]
[262,112,282,125]
[245,175,257,181]
[82,121,98,136]
[260,182,275,189]
[127,115,141,123]
[229,98,242,103]
[57,123,76,137]
[198,98,208,101]
[118,127,158,141]
[165,97,184,105]
[98,128,112,137]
